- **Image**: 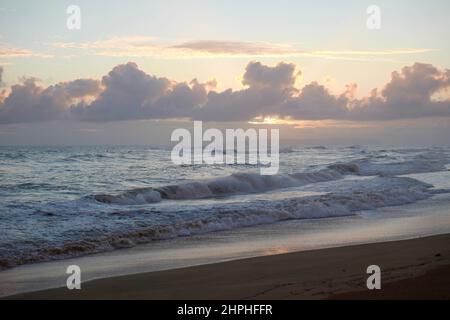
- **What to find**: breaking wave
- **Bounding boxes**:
[92,152,449,205]
[0,176,436,269]
[1,146,450,271]
[93,163,359,204]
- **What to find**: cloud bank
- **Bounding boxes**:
[0,76,100,124]
[170,40,299,57]
[0,61,449,124]
[49,37,433,61]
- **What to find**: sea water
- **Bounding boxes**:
[1,145,450,271]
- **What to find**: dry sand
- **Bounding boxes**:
[7,234,450,300]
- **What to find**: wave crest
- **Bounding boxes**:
[94,164,359,204]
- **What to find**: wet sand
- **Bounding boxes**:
[7,234,450,300]
[329,264,450,299]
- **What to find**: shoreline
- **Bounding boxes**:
[7,233,450,300]
[2,191,450,298]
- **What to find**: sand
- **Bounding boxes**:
[6,234,450,300]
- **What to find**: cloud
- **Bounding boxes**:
[242,61,299,90]
[192,62,298,121]
[51,36,158,50]
[280,82,350,120]
[49,37,433,61]
[350,63,450,120]
[170,40,298,57]
[278,63,450,121]
[1,61,449,124]
[0,76,100,124]
[0,43,53,58]
[0,66,5,103]
[71,62,210,121]
[51,36,161,58]
[51,38,298,58]
[0,47,34,58]
[310,49,435,56]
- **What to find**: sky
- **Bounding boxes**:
[0,0,449,146]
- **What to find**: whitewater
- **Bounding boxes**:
[1,145,450,270]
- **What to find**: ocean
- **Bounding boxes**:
[1,145,450,273]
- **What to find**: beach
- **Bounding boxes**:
[1,146,450,300]
[8,234,450,300]
[1,0,450,305]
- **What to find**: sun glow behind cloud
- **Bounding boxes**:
[248,116,372,129]
[1,60,449,125]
